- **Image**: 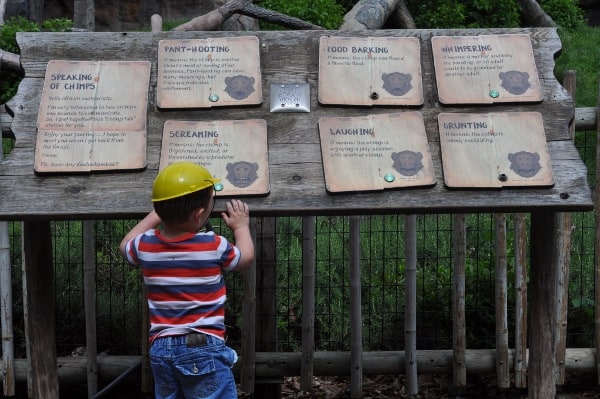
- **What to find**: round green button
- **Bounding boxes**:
[489,89,499,98]
[209,94,219,102]
[214,182,224,191]
[384,173,395,183]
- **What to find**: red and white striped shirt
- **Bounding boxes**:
[124,228,241,342]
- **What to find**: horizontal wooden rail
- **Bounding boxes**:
[0,349,595,386]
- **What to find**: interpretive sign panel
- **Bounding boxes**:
[431,34,542,104]
[157,37,262,108]
[439,112,553,188]
[159,119,269,196]
[318,36,423,106]
[319,112,435,193]
[34,60,151,173]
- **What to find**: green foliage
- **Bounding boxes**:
[540,0,585,29]
[42,18,74,32]
[257,0,345,29]
[0,17,74,104]
[406,0,520,28]
[554,26,600,108]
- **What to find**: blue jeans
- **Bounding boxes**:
[149,333,238,399]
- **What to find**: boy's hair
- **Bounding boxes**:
[153,186,214,224]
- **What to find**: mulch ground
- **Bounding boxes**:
[271,373,599,398]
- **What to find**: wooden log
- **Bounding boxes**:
[4,349,597,385]
[494,214,509,388]
[451,214,466,387]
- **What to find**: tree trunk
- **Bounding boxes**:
[516,0,557,27]
[73,0,95,31]
[388,0,416,29]
[339,0,400,31]
[28,0,44,24]
[0,0,8,25]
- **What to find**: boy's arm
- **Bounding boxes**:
[221,200,255,271]
[119,210,162,258]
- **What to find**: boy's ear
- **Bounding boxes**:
[192,206,206,222]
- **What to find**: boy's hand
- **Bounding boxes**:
[221,199,250,231]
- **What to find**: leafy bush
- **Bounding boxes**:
[406,0,520,29]
[540,0,585,29]
[0,17,73,104]
[257,0,345,29]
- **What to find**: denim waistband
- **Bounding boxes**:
[152,332,221,347]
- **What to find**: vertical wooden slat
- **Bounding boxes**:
[513,213,528,388]
[404,215,418,395]
[349,216,362,398]
[555,70,577,385]
[452,214,466,387]
[83,220,98,398]
[241,220,257,393]
[594,79,600,385]
[300,217,316,392]
[22,221,59,399]
[140,284,152,393]
[0,147,14,396]
[494,213,509,388]
[529,212,558,399]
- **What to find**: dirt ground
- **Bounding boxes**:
[274,373,599,398]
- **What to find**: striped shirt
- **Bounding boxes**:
[124,228,241,342]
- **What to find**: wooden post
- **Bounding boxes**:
[404,215,418,395]
[513,213,528,388]
[0,148,14,396]
[83,220,98,397]
[555,70,577,385]
[594,79,600,385]
[240,220,257,393]
[494,213,509,388]
[349,216,362,398]
[300,217,316,392]
[529,212,559,399]
[22,221,59,399]
[254,217,280,398]
[452,214,466,387]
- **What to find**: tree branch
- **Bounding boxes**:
[516,0,557,27]
[389,0,416,29]
[339,0,401,31]
[238,4,323,29]
[171,0,252,31]
[0,50,23,75]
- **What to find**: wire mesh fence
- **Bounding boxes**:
[2,129,597,359]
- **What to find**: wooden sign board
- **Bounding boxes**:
[319,112,435,193]
[157,37,263,108]
[159,119,269,196]
[34,60,151,173]
[318,36,423,106]
[431,34,542,104]
[439,112,553,188]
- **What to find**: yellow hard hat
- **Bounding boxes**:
[152,162,220,202]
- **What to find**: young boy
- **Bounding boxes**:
[120,162,254,399]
